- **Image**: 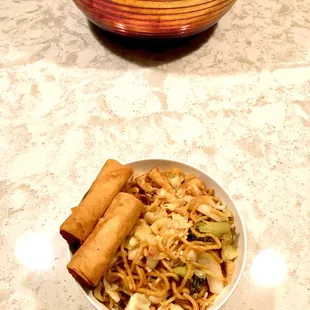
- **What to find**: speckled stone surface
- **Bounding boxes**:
[1,0,310,309]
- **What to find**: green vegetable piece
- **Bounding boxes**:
[173,266,188,277]
[189,275,207,294]
[221,244,239,262]
[221,233,233,243]
[196,221,230,237]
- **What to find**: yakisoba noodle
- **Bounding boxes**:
[94,167,239,310]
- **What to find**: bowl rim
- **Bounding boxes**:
[67,158,247,310]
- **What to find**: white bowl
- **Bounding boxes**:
[68,159,247,310]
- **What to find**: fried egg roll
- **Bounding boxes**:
[60,159,133,245]
[67,193,144,287]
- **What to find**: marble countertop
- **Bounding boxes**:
[1,0,309,309]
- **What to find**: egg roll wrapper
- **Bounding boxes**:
[67,192,144,287]
[60,159,133,245]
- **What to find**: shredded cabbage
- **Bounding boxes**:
[125,293,151,310]
[151,218,169,234]
[134,222,153,241]
[169,176,181,188]
[103,278,120,302]
[158,305,184,310]
[168,213,191,229]
[93,280,104,302]
[194,269,207,279]
[173,266,187,277]
[128,247,140,260]
[196,221,230,237]
[127,236,139,250]
[164,168,184,189]
[186,249,198,261]
[182,177,207,196]
[197,204,229,222]
[198,253,224,294]
[221,243,239,262]
[225,260,235,283]
[146,256,159,270]
[163,203,177,211]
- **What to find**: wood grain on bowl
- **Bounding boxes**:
[73,0,237,38]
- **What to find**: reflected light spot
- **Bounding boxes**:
[15,232,53,271]
[180,25,189,31]
[250,249,287,287]
[116,23,126,30]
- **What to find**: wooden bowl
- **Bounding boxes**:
[73,0,237,38]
